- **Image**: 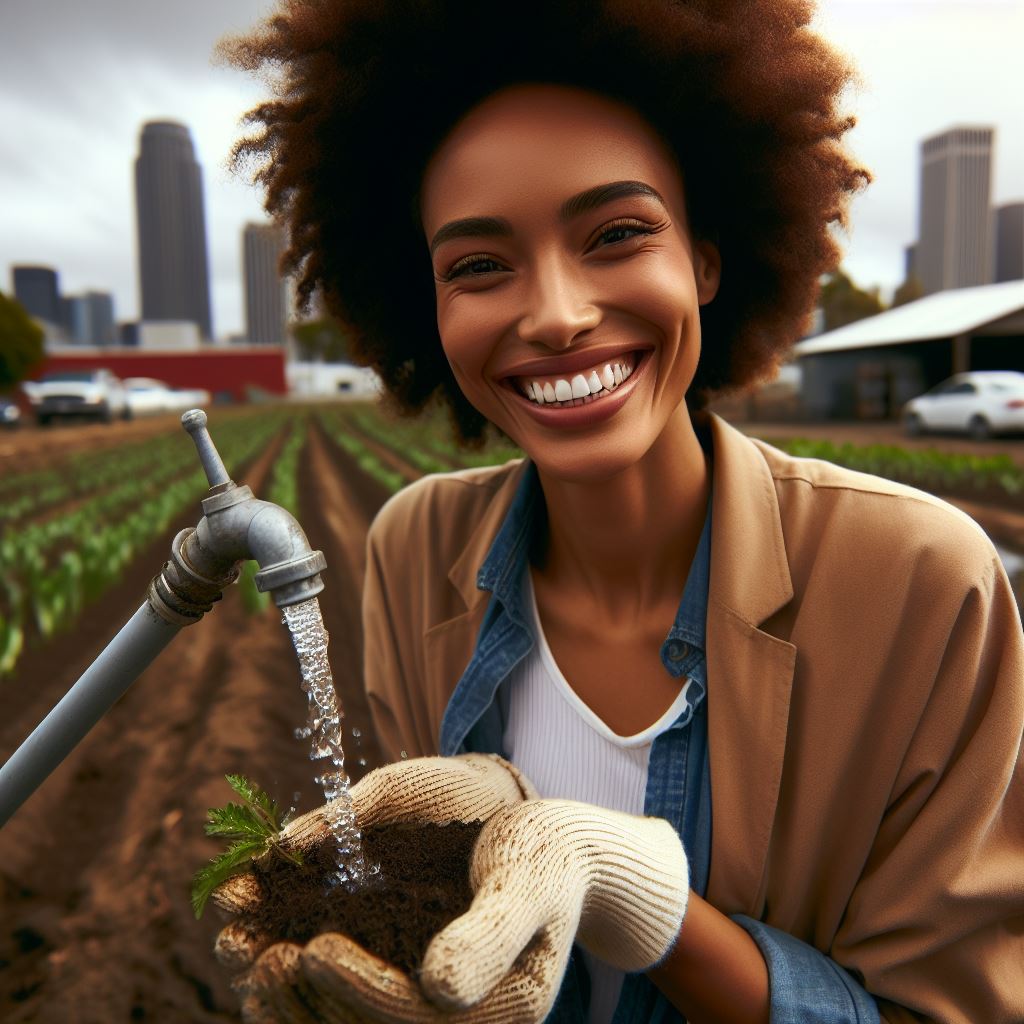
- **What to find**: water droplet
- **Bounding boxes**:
[283,598,369,886]
[358,758,366,767]
[293,791,301,804]
[351,727,361,739]
[400,750,408,759]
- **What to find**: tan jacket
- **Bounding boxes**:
[362,413,1024,1023]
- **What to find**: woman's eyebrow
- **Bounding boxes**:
[560,180,666,220]
[429,181,666,256]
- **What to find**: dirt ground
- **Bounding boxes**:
[0,408,1021,1021]
[0,411,395,1022]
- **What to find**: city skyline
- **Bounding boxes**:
[1,0,1022,339]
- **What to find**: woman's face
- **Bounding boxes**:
[421,83,720,483]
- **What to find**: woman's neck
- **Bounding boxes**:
[533,406,710,624]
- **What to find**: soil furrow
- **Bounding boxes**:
[0,408,402,1022]
[0,418,296,1023]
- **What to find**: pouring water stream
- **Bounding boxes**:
[283,597,375,886]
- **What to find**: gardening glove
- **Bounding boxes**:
[211,753,537,1022]
[313,799,690,1023]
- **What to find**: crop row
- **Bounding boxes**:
[333,400,1024,506]
[335,403,523,472]
[0,411,290,676]
[316,409,410,495]
[766,437,1024,499]
[0,434,193,525]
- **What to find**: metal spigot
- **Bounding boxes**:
[0,410,327,827]
[148,410,326,625]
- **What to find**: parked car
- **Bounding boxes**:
[124,378,213,416]
[0,398,21,429]
[902,371,1024,439]
[23,369,131,425]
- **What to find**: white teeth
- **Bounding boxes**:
[518,356,642,405]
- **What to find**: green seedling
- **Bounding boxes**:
[191,773,302,919]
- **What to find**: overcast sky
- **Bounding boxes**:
[1,0,1021,339]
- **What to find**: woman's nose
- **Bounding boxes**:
[515,259,600,350]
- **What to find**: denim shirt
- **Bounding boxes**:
[437,459,879,1024]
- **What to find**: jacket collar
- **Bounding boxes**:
[447,457,534,613]
[447,414,794,628]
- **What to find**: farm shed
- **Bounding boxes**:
[793,280,1024,420]
[30,345,287,404]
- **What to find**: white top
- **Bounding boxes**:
[499,569,692,1024]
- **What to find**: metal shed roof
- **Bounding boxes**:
[794,279,1024,356]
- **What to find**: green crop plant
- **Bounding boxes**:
[766,438,1024,501]
[191,774,302,919]
[0,411,291,675]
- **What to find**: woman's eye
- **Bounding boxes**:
[445,256,504,280]
[596,221,652,247]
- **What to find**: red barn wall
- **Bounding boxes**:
[33,347,287,403]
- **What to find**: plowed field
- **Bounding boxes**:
[0,406,406,1022]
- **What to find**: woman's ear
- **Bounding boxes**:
[694,240,721,306]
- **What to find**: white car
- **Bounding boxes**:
[124,378,212,416]
[902,371,1024,439]
[24,369,131,425]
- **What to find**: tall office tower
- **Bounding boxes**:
[916,126,994,295]
[12,265,61,325]
[243,222,287,344]
[994,203,1024,283]
[134,121,213,339]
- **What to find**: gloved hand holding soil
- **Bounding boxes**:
[210,754,690,1024]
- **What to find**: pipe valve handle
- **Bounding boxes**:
[182,409,231,488]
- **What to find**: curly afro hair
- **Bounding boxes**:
[223,0,869,444]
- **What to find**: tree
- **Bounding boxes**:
[819,269,885,332]
[0,290,45,391]
[290,317,353,363]
[891,275,924,308]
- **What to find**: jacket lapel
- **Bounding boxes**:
[422,460,531,747]
[704,415,796,916]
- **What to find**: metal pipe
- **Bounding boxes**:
[0,409,326,828]
[0,604,180,826]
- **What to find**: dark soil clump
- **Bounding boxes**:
[249,821,483,974]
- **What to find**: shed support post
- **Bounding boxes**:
[951,333,971,375]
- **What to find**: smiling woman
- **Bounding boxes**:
[215,3,1024,1024]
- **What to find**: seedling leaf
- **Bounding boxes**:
[191,774,300,919]
[191,838,266,918]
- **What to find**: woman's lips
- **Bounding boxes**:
[503,349,652,426]
[505,350,645,407]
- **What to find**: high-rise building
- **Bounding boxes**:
[916,126,994,295]
[994,202,1024,283]
[12,265,61,326]
[134,121,213,340]
[243,222,288,345]
[60,291,116,345]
